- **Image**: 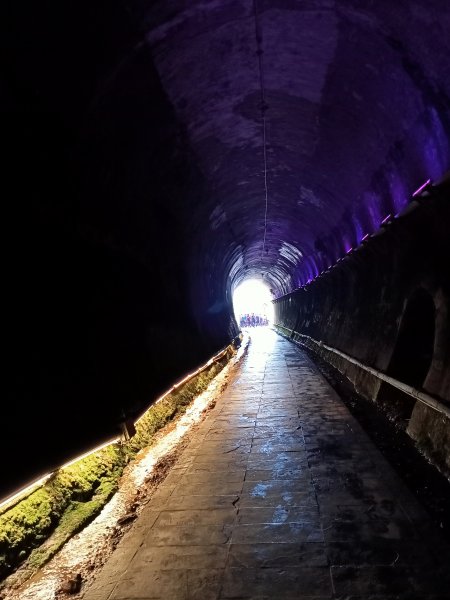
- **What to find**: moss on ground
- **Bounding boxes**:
[0,444,125,585]
[0,343,236,586]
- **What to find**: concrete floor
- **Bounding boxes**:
[82,329,450,600]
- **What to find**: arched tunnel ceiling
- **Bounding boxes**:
[1,0,450,495]
[138,0,450,296]
[5,1,448,302]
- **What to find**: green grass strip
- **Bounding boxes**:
[0,343,236,587]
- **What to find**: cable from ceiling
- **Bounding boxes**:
[253,0,269,265]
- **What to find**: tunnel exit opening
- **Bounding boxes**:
[232,279,274,329]
[377,288,436,427]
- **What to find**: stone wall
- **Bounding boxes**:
[274,179,450,476]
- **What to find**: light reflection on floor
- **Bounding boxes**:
[3,335,250,600]
[241,326,276,370]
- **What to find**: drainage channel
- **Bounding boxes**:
[301,345,450,542]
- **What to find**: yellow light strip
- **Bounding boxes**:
[58,436,120,470]
[1,343,233,512]
[0,473,53,513]
[135,345,229,424]
[0,435,120,512]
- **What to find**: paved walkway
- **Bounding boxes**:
[83,329,450,599]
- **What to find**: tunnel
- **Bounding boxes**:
[1,0,450,502]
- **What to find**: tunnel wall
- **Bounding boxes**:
[3,0,449,497]
[274,181,450,476]
[0,2,236,499]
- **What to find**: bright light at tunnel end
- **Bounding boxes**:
[232,279,275,326]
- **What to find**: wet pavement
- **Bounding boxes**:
[82,329,450,600]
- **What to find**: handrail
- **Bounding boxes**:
[275,325,450,419]
[0,334,243,512]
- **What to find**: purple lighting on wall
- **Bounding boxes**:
[364,192,383,231]
[389,173,407,214]
[354,219,364,246]
[412,179,431,197]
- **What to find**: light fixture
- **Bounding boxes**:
[412,178,431,197]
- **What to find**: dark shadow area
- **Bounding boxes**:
[301,345,450,542]
[0,1,222,500]
[377,288,436,427]
[387,288,435,386]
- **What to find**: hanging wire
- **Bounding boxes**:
[253,0,269,264]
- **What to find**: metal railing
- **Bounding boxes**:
[275,324,450,419]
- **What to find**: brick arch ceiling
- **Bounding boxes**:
[1,0,450,495]
[139,0,450,298]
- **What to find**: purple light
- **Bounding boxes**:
[354,219,364,246]
[361,233,369,242]
[346,247,353,254]
[389,173,407,214]
[381,213,392,226]
[365,192,382,231]
[412,179,431,197]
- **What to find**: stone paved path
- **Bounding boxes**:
[83,329,450,599]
